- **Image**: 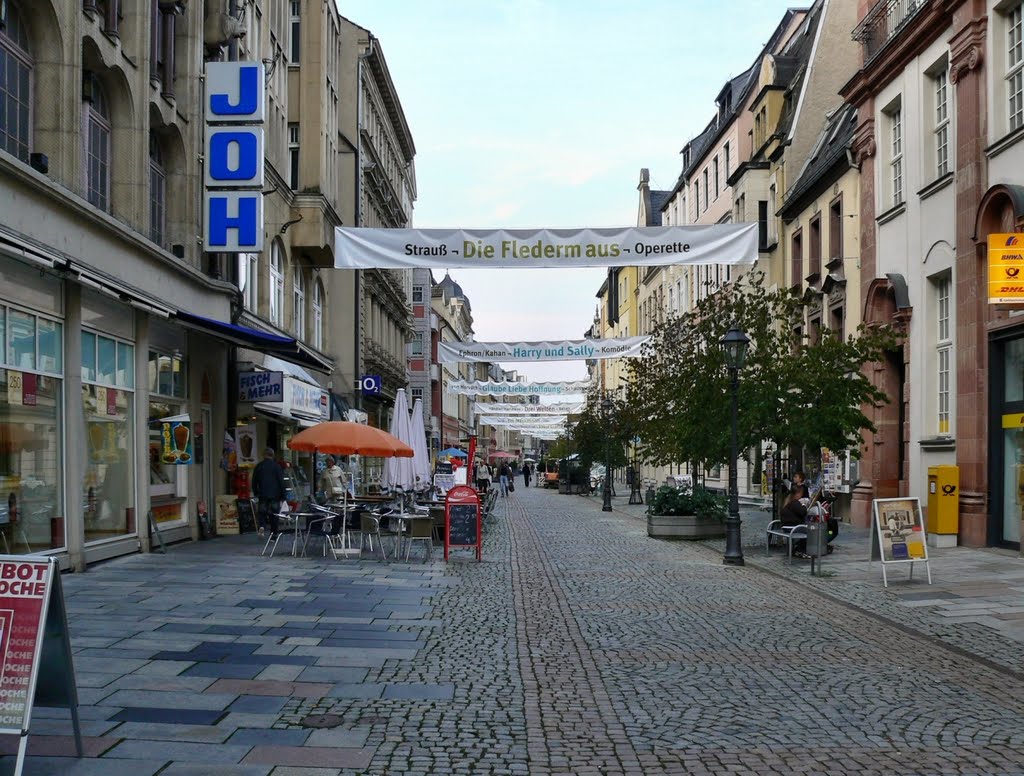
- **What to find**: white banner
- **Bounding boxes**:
[450,380,590,396]
[472,402,583,415]
[439,336,650,364]
[478,416,567,427]
[335,225,758,270]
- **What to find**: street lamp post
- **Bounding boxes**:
[601,396,613,512]
[720,325,750,566]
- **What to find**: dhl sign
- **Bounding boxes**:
[988,233,1024,303]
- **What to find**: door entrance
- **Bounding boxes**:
[990,332,1024,549]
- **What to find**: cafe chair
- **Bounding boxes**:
[404,516,434,562]
[358,513,392,560]
[261,510,298,557]
[300,512,340,557]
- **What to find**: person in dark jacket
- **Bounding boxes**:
[252,446,286,537]
[780,484,809,558]
[522,462,532,488]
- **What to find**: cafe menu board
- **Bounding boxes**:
[871,497,932,588]
[0,556,82,770]
[445,485,481,562]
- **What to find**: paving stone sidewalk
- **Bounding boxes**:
[2,486,1024,774]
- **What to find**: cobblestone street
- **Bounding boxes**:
[5,486,1024,775]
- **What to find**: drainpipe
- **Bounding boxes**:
[353,35,375,413]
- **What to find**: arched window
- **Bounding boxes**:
[312,278,323,349]
[149,133,166,246]
[0,1,32,162]
[83,74,111,211]
[292,265,305,339]
[269,242,284,326]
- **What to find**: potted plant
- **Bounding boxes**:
[647,484,727,539]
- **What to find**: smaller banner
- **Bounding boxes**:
[439,336,650,364]
[235,425,258,468]
[988,233,1024,304]
[473,402,583,415]
[450,380,590,396]
[478,416,567,427]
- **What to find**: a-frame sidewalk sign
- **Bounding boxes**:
[0,556,82,774]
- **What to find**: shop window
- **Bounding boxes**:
[148,350,185,398]
[82,382,134,543]
[239,253,258,311]
[0,0,32,163]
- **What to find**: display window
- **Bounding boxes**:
[148,348,188,525]
[0,302,65,555]
[82,331,135,543]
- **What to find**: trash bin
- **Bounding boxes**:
[805,520,828,558]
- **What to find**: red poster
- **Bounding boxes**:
[106,387,118,416]
[0,559,51,733]
[20,373,36,407]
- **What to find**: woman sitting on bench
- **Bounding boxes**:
[780,484,810,559]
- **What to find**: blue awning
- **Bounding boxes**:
[173,310,333,373]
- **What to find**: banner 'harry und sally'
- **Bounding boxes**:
[335,225,758,270]
[439,336,649,364]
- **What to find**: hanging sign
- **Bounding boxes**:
[0,557,82,772]
[450,379,590,396]
[871,498,932,588]
[472,402,583,415]
[235,425,257,468]
[477,416,567,426]
[335,224,758,270]
[238,370,283,402]
[157,415,193,465]
[439,336,650,364]
[988,233,1024,304]
[203,61,266,252]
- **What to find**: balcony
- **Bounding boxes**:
[852,0,929,63]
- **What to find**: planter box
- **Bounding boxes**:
[647,513,725,539]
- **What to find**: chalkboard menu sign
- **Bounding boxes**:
[448,503,478,546]
[445,485,481,562]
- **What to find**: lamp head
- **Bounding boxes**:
[601,397,613,414]
[720,325,750,370]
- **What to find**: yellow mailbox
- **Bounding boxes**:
[927,465,959,535]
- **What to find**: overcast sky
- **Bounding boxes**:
[340,0,803,382]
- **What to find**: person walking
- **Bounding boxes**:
[318,455,346,501]
[498,461,511,497]
[475,459,492,492]
[252,447,286,538]
[522,462,532,488]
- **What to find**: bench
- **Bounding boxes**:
[765,519,808,564]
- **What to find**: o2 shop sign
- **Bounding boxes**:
[203,61,265,252]
[359,375,382,396]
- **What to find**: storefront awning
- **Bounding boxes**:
[173,311,333,373]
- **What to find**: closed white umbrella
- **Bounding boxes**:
[383,388,416,493]
[409,398,432,493]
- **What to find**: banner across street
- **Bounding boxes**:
[449,380,590,396]
[335,224,758,270]
[439,336,650,364]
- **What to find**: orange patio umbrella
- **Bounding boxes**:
[287,421,414,458]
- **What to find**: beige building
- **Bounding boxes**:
[0,0,415,567]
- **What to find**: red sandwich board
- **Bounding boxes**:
[0,557,81,774]
[444,485,481,561]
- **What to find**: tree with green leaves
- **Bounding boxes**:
[622,271,896,471]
